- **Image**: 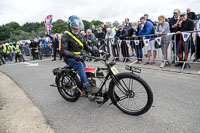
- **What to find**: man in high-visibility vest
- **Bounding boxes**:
[14,43,25,63]
[61,15,99,97]
[3,43,12,61]
[9,43,15,60]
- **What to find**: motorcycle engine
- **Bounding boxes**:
[88,78,96,87]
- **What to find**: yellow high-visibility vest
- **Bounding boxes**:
[66,31,84,54]
[14,45,21,54]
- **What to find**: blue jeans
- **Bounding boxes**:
[135,47,143,61]
[66,58,89,84]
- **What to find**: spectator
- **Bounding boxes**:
[57,34,63,60]
[144,14,154,24]
[101,23,107,34]
[124,18,135,56]
[38,37,48,59]
[91,25,98,37]
[175,12,194,67]
[47,33,59,61]
[80,31,87,42]
[155,15,170,68]
[196,16,200,60]
[187,8,197,21]
[105,28,115,56]
[115,25,129,62]
[131,22,144,64]
[138,17,156,65]
[86,29,97,47]
[169,9,181,63]
[169,9,181,32]
[96,28,105,50]
[112,26,117,33]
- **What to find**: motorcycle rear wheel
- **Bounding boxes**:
[57,74,81,102]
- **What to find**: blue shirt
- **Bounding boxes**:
[38,39,48,47]
[138,21,153,39]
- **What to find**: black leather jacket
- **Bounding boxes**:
[61,32,92,61]
[29,42,40,48]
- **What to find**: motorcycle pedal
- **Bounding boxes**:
[94,96,104,103]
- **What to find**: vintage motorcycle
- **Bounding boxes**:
[51,51,153,116]
[31,47,41,60]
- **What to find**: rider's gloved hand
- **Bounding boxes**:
[74,54,82,62]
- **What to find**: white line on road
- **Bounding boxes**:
[23,62,39,67]
[2,58,52,66]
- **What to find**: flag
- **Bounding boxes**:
[111,39,114,45]
[134,40,140,46]
[45,15,53,36]
[181,32,191,42]
[155,37,162,46]
[118,40,122,46]
[143,39,150,46]
[126,40,131,47]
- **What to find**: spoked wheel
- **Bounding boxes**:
[109,72,153,116]
[57,74,81,102]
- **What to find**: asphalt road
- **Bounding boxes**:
[0,58,200,133]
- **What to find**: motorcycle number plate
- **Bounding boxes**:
[111,66,119,75]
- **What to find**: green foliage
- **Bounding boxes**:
[82,20,92,31]
[112,21,120,27]
[52,19,68,34]
[91,20,103,28]
[10,30,31,41]
[105,22,112,28]
[0,19,112,43]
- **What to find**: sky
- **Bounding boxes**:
[0,0,199,26]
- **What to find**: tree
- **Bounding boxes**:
[4,22,21,31]
[0,25,10,41]
[91,20,103,28]
[52,19,68,34]
[22,22,41,33]
[112,21,120,27]
[105,22,112,28]
[82,20,92,31]
[9,30,31,42]
[0,22,21,42]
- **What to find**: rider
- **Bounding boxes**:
[2,43,12,61]
[30,39,40,60]
[14,42,25,63]
[61,15,99,95]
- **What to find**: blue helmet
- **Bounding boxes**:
[68,15,84,30]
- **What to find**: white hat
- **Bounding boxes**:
[5,43,9,46]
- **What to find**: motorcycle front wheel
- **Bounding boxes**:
[109,72,153,116]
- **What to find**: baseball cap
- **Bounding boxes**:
[118,25,123,29]
[180,12,187,16]
[173,9,180,13]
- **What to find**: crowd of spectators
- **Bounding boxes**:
[1,8,200,69]
[82,8,200,68]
